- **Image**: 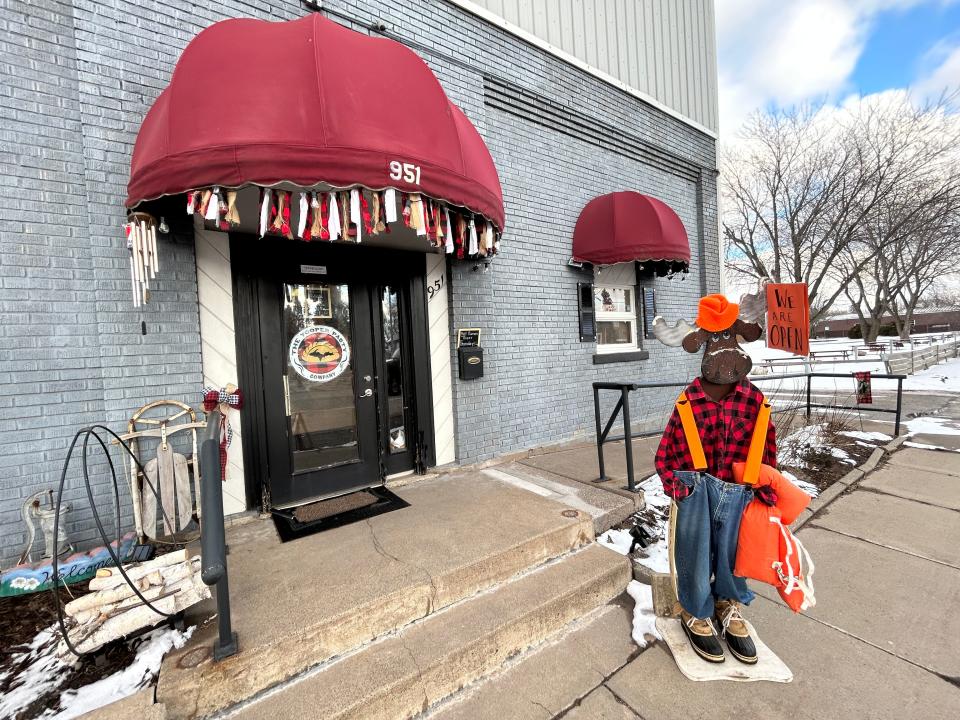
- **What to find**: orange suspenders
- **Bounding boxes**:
[742,400,772,486]
[674,392,771,485]
[675,393,707,471]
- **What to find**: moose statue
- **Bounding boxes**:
[649,291,779,668]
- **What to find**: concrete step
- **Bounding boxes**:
[229,543,631,720]
[424,599,639,720]
[155,474,596,719]
[481,462,642,534]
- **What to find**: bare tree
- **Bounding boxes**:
[722,95,960,330]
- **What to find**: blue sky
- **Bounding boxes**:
[853,2,960,94]
[716,0,960,136]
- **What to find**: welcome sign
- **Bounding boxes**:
[766,283,810,356]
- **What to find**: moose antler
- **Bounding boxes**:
[652,317,697,347]
[738,288,768,324]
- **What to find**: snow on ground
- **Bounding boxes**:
[904,415,960,436]
[626,580,661,648]
[0,624,193,720]
[745,338,960,395]
[597,474,671,575]
[599,528,633,556]
[902,358,960,393]
[778,423,856,468]
[904,441,960,453]
[781,470,819,498]
[842,431,892,442]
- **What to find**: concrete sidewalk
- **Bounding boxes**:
[556,443,960,719]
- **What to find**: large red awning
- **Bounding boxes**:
[126,13,504,230]
[572,191,690,269]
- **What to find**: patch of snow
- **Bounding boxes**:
[597,474,672,575]
[626,580,662,649]
[638,473,672,508]
[0,624,194,720]
[780,423,856,467]
[778,424,827,468]
[598,528,632,556]
[904,416,960,436]
[0,626,62,720]
[634,475,672,574]
[829,446,857,465]
[842,431,892,442]
[902,358,960,393]
[903,441,960,453]
[781,470,819,498]
[52,626,194,720]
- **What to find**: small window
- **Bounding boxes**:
[594,285,638,351]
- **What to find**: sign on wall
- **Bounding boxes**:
[766,283,810,356]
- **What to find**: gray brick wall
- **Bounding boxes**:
[0,0,719,565]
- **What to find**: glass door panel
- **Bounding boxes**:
[381,286,408,454]
[283,283,358,472]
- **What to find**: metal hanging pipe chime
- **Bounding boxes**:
[125,212,159,307]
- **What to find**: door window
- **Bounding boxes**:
[381,286,408,453]
[283,283,359,472]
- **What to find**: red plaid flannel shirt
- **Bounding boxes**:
[655,378,777,500]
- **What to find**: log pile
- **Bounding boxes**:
[57,549,210,657]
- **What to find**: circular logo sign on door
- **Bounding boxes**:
[288,325,351,383]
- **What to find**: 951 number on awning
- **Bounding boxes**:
[389,161,421,185]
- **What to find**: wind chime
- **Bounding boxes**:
[125,212,159,308]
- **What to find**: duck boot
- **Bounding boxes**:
[680,610,725,663]
[715,599,758,664]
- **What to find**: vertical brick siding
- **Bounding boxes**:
[0,0,717,564]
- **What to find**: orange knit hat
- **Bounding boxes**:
[696,294,739,332]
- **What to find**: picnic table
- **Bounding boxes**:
[808,349,851,361]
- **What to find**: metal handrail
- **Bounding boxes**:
[593,371,906,493]
[199,409,238,661]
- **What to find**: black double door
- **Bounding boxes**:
[234,239,430,510]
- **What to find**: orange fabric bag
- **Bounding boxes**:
[732,461,810,524]
[729,405,816,613]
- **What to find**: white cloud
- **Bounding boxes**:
[716,0,960,135]
[914,38,960,98]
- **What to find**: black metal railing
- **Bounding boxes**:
[593,372,906,493]
[200,409,238,661]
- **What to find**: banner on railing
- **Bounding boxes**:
[855,371,873,404]
[766,283,810,356]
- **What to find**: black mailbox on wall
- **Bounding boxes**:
[458,347,483,380]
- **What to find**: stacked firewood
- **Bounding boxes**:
[57,549,210,657]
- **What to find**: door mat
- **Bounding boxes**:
[271,487,410,543]
[655,617,793,683]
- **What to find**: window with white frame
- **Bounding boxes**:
[594,285,637,350]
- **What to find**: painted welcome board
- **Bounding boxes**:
[1,532,145,597]
[766,283,810,357]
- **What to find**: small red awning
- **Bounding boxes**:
[572,191,689,269]
[126,13,504,230]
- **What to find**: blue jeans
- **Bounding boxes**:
[674,471,755,619]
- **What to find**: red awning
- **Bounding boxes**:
[126,14,504,230]
[572,191,690,269]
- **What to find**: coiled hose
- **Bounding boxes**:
[52,424,180,657]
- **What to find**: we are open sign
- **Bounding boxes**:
[766,283,810,356]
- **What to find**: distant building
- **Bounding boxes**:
[813,309,960,337]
